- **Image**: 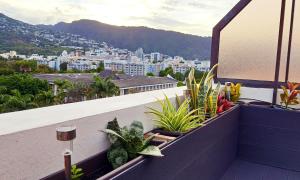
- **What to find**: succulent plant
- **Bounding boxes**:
[103,118,163,169]
[107,147,128,169]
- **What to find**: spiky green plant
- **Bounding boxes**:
[208,83,221,117]
[197,64,218,120]
[146,95,201,133]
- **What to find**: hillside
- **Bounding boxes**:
[52,20,211,59]
[0,13,211,59]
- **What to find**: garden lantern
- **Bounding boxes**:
[56,126,76,180]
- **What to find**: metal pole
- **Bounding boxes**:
[285,0,296,82]
[64,152,72,180]
[273,0,286,105]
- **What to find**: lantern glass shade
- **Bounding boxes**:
[56,126,76,154]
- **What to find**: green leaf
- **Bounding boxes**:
[138,145,163,157]
[102,129,127,142]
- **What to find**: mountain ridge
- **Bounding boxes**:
[0,13,211,59]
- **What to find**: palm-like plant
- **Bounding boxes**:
[53,79,71,104]
[146,95,201,133]
[91,76,119,98]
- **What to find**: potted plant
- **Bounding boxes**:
[186,64,219,121]
[278,82,300,110]
[146,95,202,137]
[102,118,163,169]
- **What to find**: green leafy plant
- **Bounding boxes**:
[197,64,218,120]
[102,118,163,169]
[71,165,84,180]
[186,64,218,118]
[207,83,221,117]
[146,95,201,133]
[280,82,300,109]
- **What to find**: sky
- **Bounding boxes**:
[0,0,239,36]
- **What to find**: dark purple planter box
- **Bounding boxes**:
[43,104,300,180]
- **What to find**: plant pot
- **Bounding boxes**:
[248,100,272,107]
[151,128,183,137]
[272,104,299,111]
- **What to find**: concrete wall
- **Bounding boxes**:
[0,87,185,179]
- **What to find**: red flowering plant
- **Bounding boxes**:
[217,91,233,114]
[280,82,300,109]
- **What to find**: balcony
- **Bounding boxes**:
[0,0,300,180]
[0,84,299,179]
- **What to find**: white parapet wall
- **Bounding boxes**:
[0,87,185,179]
[0,86,279,179]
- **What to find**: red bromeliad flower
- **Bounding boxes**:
[280,82,300,109]
[217,95,233,113]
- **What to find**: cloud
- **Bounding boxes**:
[0,0,239,35]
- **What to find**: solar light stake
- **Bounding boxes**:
[56,126,76,180]
[225,82,231,101]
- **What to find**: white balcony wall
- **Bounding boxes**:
[0,87,185,179]
[0,86,286,179]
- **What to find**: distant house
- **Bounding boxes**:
[33,72,177,96]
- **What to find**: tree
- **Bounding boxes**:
[54,79,72,104]
[66,83,93,102]
[159,70,166,77]
[174,72,184,81]
[14,60,37,72]
[91,76,119,98]
[146,72,154,76]
[96,62,105,73]
[36,64,55,73]
[159,67,174,77]
[35,91,55,106]
[0,68,14,75]
[0,74,49,95]
[177,81,185,87]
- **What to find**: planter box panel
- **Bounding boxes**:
[240,105,300,130]
[238,144,300,171]
[173,130,238,180]
[110,106,240,180]
[239,124,300,151]
[238,105,300,171]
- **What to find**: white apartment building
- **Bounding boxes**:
[144,63,162,76]
[124,63,144,76]
[195,60,210,72]
[150,52,161,62]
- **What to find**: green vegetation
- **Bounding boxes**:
[0,74,50,113]
[103,118,163,169]
[146,95,202,133]
[146,72,154,76]
[71,165,84,180]
[0,74,119,114]
[159,67,174,77]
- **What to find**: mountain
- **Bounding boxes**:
[50,20,211,59]
[0,13,72,55]
[0,13,211,59]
